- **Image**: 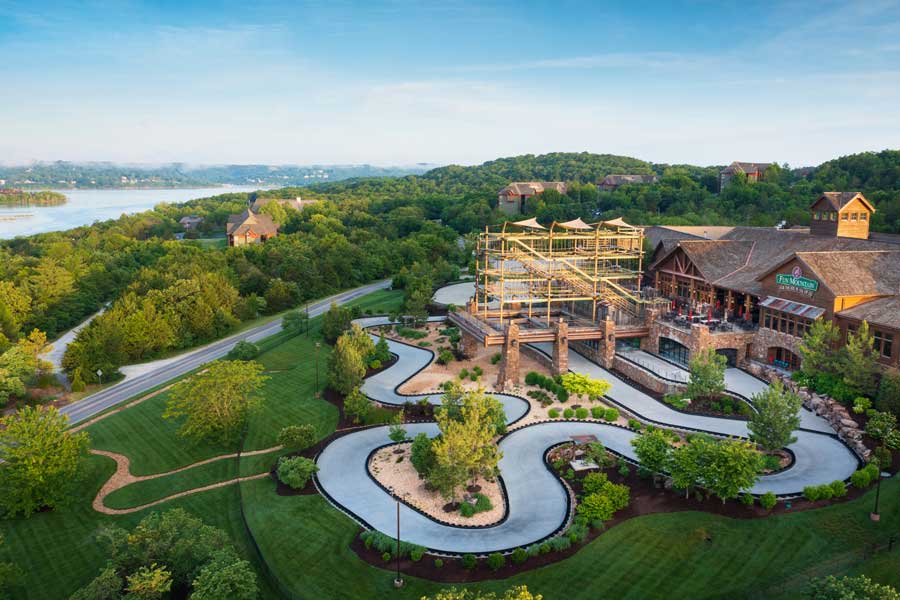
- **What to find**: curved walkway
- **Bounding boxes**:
[314,319,861,554]
[617,348,834,433]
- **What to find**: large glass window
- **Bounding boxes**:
[659,337,690,366]
[874,330,894,359]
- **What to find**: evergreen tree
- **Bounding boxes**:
[842,321,879,397]
[327,334,365,395]
[747,381,802,452]
[798,319,841,377]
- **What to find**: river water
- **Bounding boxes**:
[0,186,266,239]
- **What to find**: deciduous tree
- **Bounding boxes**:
[322,302,352,344]
[327,333,366,395]
[560,372,611,401]
[809,575,900,599]
[748,380,802,452]
[630,428,672,480]
[0,406,90,517]
[163,360,268,444]
[344,388,373,424]
[686,348,726,401]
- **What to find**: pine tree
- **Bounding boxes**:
[798,318,841,377]
[842,320,879,397]
[327,334,365,395]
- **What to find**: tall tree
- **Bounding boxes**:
[327,333,366,395]
[809,575,900,600]
[686,348,726,401]
[747,380,802,452]
[798,319,841,377]
[163,360,268,444]
[0,406,90,517]
[322,302,352,344]
[701,439,762,503]
[630,428,672,481]
[842,320,880,397]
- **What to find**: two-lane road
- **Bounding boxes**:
[61,280,391,426]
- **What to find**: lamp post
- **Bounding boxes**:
[305,302,310,338]
[314,341,321,399]
[871,460,883,522]
[394,500,404,588]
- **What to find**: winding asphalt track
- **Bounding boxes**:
[60,281,391,426]
[315,322,861,554]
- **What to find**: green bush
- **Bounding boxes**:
[556,387,569,403]
[803,486,820,501]
[851,463,880,488]
[575,408,589,419]
[461,554,477,570]
[434,558,444,568]
[227,340,260,361]
[436,349,454,365]
[526,544,542,557]
[460,502,475,518]
[548,408,560,418]
[382,552,392,562]
[511,547,528,564]
[591,406,604,419]
[582,472,609,495]
[491,353,502,365]
[473,493,492,513]
[759,491,777,511]
[410,546,425,562]
[628,418,642,431]
[276,456,319,489]
[276,424,317,450]
[617,460,631,477]
[487,552,505,571]
[830,480,847,498]
[473,366,483,377]
[369,359,382,369]
[416,342,431,348]
[549,536,571,552]
[740,493,754,506]
[539,543,551,554]
[563,408,575,419]
[567,523,589,543]
[663,393,689,409]
[604,407,619,421]
[397,327,427,340]
[458,368,469,380]
[525,372,542,386]
[853,397,872,414]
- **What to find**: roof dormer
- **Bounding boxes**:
[810,192,874,240]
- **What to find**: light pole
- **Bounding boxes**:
[305,302,310,338]
[871,460,883,522]
[314,341,322,398]
[394,500,404,588]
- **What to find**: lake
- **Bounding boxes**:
[0,186,266,239]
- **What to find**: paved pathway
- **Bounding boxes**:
[60,281,392,426]
[314,327,861,554]
[617,348,833,433]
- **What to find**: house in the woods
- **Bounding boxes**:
[497,182,567,215]
[226,210,278,247]
[719,161,774,191]
[179,215,204,230]
[599,174,659,192]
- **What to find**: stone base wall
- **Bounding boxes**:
[459,330,480,359]
[613,355,685,396]
[744,362,869,461]
[750,327,802,363]
[648,321,755,366]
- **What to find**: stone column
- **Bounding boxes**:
[496,322,521,389]
[552,319,569,376]
[598,316,616,368]
[459,329,479,359]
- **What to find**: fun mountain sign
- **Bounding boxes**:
[776,266,819,293]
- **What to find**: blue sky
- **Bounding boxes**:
[1,1,899,167]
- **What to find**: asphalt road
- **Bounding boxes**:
[60,280,391,426]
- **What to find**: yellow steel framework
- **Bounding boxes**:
[474,217,666,325]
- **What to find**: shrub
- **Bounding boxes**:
[525,544,542,557]
[70,369,86,392]
[410,546,425,562]
[549,536,571,552]
[563,408,575,419]
[578,493,616,522]
[382,552,392,562]
[853,397,871,414]
[276,456,318,489]
[437,349,454,365]
[458,368,469,380]
[663,393,689,409]
[460,502,475,517]
[628,418,642,431]
[461,554,477,570]
[539,542,551,554]
[525,372,541,386]
[473,366,483,377]
[740,493,754,506]
[604,408,619,421]
[276,424,317,450]
[759,491,777,511]
[473,493,492,513]
[564,468,575,480]
[575,408,589,419]
[830,480,847,498]
[548,408,560,418]
[511,547,528,564]
[618,460,631,478]
[410,433,436,477]
[567,523,589,543]
[369,359,382,369]
[803,486,820,502]
[434,558,443,568]
[227,340,260,361]
[851,463,880,488]
[491,353,502,365]
[583,472,610,495]
[556,387,570,403]
[591,406,604,419]
[487,552,505,571]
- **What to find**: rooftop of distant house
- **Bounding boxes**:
[720,161,774,174]
[499,182,567,196]
[600,174,659,186]
[226,209,278,237]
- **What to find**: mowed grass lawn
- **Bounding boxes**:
[0,287,404,600]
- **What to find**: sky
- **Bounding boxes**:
[1,0,899,168]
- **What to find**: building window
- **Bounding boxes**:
[861,212,868,221]
[813,211,821,220]
[850,213,858,222]
[830,212,837,221]
[874,330,894,359]
[842,212,849,221]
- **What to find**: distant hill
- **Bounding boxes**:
[0,161,435,189]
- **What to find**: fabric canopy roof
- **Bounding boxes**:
[759,296,826,319]
[555,218,593,230]
[507,217,546,230]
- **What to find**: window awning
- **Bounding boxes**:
[759,296,825,319]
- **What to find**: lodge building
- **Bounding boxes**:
[645,192,900,371]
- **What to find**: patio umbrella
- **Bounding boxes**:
[688,308,693,319]
[708,308,712,320]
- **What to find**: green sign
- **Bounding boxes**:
[776,273,819,292]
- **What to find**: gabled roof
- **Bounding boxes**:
[763,251,900,297]
[812,191,875,213]
[499,182,567,196]
[650,240,755,283]
[600,174,658,186]
[226,210,278,237]
[838,296,900,328]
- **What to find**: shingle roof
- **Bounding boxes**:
[226,210,278,236]
[838,296,900,328]
[720,161,773,175]
[790,251,900,297]
[499,182,567,196]
[601,174,658,186]
[814,191,874,212]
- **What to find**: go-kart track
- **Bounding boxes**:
[314,316,861,555]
